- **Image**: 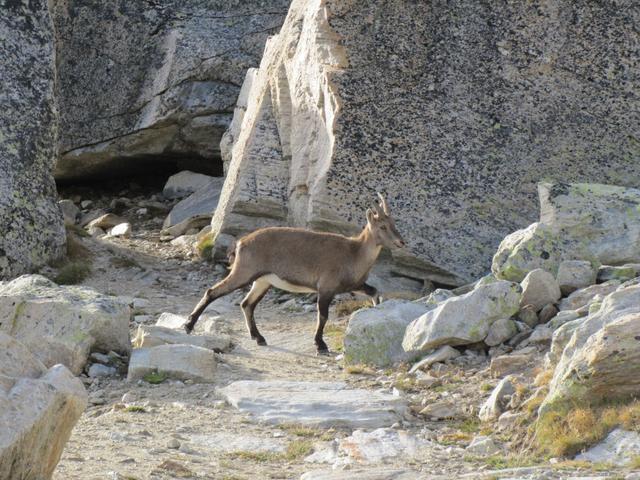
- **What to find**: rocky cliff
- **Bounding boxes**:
[215,0,640,285]
[52,0,290,181]
[0,0,66,279]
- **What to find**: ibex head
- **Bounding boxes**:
[366,193,406,249]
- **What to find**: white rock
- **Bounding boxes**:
[548,309,583,330]
[163,171,218,199]
[189,432,286,453]
[155,312,187,329]
[220,381,407,428]
[0,275,131,374]
[0,333,87,479]
[528,325,553,344]
[497,411,525,430]
[479,375,516,421]
[133,325,232,353]
[559,281,620,311]
[127,344,216,383]
[490,354,533,377]
[87,213,126,230]
[542,285,640,413]
[80,200,93,209]
[87,225,104,237]
[408,345,460,373]
[465,436,500,455]
[163,177,224,229]
[403,281,521,354]
[576,429,640,466]
[419,401,460,420]
[557,260,597,296]
[344,300,431,367]
[484,318,518,346]
[520,269,561,311]
[338,428,427,463]
[109,222,131,238]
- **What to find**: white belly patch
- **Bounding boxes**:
[259,274,315,294]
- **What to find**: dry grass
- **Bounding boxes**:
[323,322,347,352]
[110,255,141,269]
[382,291,422,301]
[277,424,335,441]
[533,368,554,387]
[344,364,376,375]
[334,299,371,318]
[225,439,314,463]
[50,228,93,284]
[535,400,640,457]
[54,261,92,285]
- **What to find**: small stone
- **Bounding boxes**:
[109,223,132,238]
[484,318,518,346]
[557,260,597,295]
[408,345,460,373]
[59,199,80,226]
[90,352,111,364]
[88,363,116,378]
[167,438,180,449]
[88,213,127,230]
[538,303,558,324]
[87,226,104,237]
[519,269,561,311]
[517,305,539,328]
[490,354,532,377]
[597,265,639,283]
[479,375,515,421]
[419,401,459,420]
[121,392,135,403]
[528,325,553,344]
[465,436,501,455]
[80,200,93,209]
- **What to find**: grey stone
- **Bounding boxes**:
[344,300,430,367]
[133,325,232,353]
[542,285,640,413]
[527,325,553,344]
[490,354,533,378]
[465,436,501,456]
[0,0,66,278]
[419,401,460,420]
[127,344,217,384]
[88,363,117,378]
[333,428,427,464]
[0,333,87,479]
[538,303,559,324]
[415,289,454,306]
[576,429,640,466]
[557,260,598,296]
[517,304,539,328]
[52,1,289,181]
[403,281,521,354]
[215,2,640,287]
[479,375,516,421]
[59,200,80,226]
[0,275,131,374]
[220,381,407,428]
[548,310,583,330]
[497,411,525,431]
[408,345,460,373]
[163,178,225,229]
[494,183,640,283]
[87,213,127,230]
[484,318,518,347]
[597,265,640,283]
[163,171,218,199]
[519,269,561,312]
[559,281,620,311]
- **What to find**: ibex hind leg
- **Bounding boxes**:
[241,279,271,346]
[184,270,254,334]
[314,293,334,355]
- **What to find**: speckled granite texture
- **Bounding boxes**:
[0,0,65,279]
[216,0,640,284]
[52,0,290,181]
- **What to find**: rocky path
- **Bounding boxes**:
[49,183,628,480]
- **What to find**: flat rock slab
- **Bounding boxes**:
[300,470,422,480]
[220,381,408,428]
[127,344,216,383]
[189,432,286,453]
[133,325,232,353]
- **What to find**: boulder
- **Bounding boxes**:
[403,281,521,355]
[556,260,598,296]
[559,281,620,311]
[0,275,131,374]
[220,381,407,428]
[575,429,640,466]
[597,264,639,283]
[541,285,640,413]
[52,1,290,181]
[133,325,232,353]
[343,300,430,367]
[0,0,66,278]
[490,354,533,378]
[163,177,225,229]
[212,0,640,286]
[519,269,561,311]
[87,213,127,230]
[479,375,516,422]
[127,344,217,383]
[163,171,218,199]
[493,183,640,282]
[517,304,539,328]
[109,222,132,238]
[408,345,460,373]
[0,333,87,479]
[484,319,518,347]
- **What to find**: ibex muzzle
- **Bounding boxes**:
[184,193,406,355]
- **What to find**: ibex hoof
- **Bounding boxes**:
[183,324,193,335]
[316,348,330,356]
[255,336,267,346]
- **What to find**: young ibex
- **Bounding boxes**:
[184,194,406,355]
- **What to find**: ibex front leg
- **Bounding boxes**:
[184,270,253,334]
[314,292,334,355]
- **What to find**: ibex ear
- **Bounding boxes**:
[366,208,376,224]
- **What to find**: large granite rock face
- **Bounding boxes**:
[52,0,290,181]
[0,275,131,374]
[493,183,640,282]
[0,333,87,480]
[0,0,66,279]
[213,0,640,285]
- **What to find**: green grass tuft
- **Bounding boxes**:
[54,261,92,285]
[143,371,167,384]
